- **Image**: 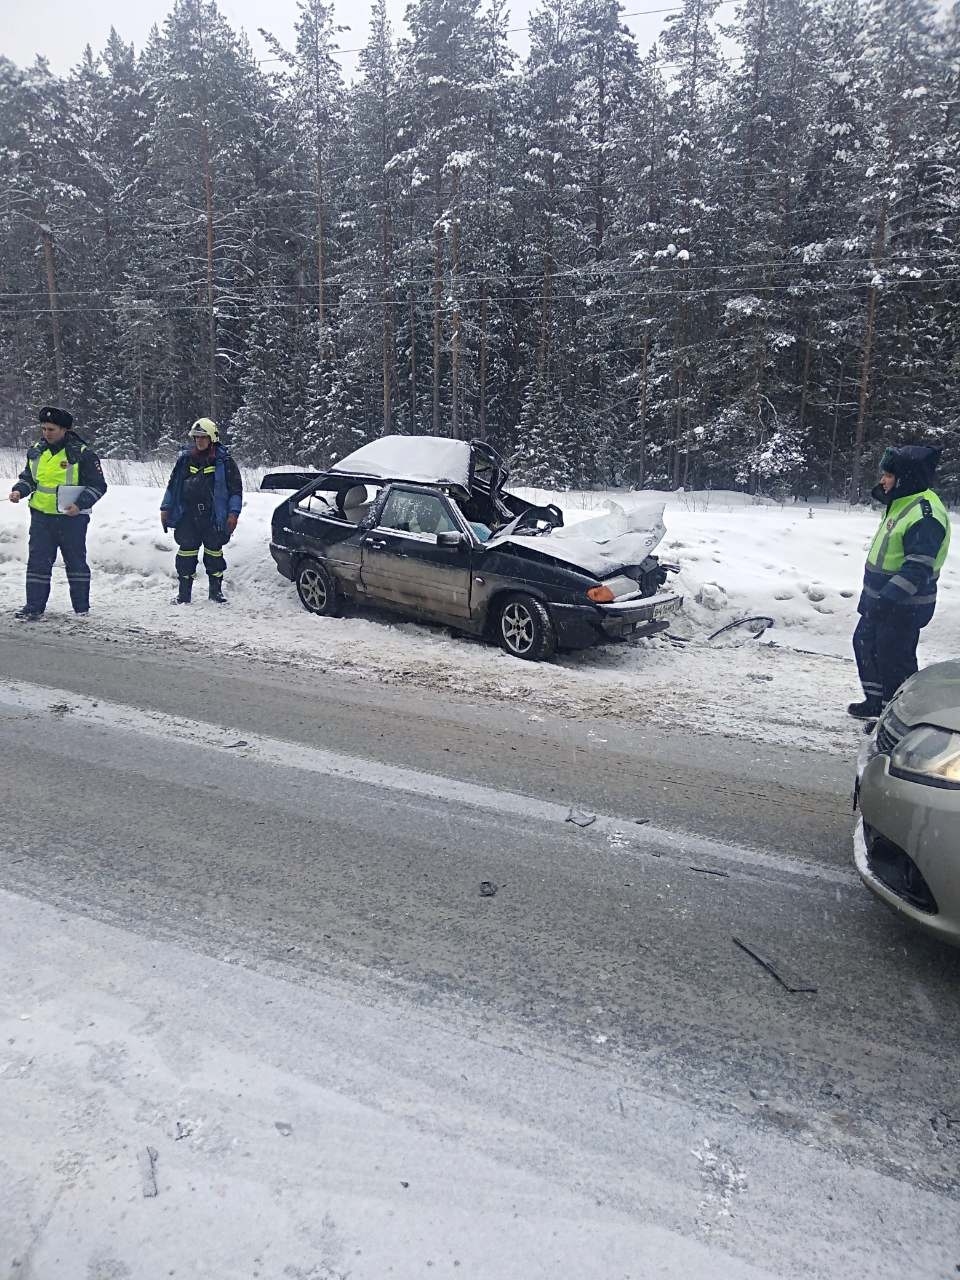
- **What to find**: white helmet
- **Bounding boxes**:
[189,417,220,443]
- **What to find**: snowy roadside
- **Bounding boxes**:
[1,888,784,1280]
[1,465,956,755]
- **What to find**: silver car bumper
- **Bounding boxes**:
[854,747,960,947]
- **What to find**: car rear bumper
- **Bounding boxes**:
[854,751,960,946]
[551,591,683,649]
[270,541,295,580]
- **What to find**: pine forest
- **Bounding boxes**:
[1,0,958,498]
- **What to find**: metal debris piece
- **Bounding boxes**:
[225,740,249,749]
[690,866,729,878]
[566,808,597,828]
[479,881,498,897]
[707,615,775,643]
[174,1121,193,1141]
[139,1146,159,1197]
[733,937,817,993]
[274,1121,293,1137]
[634,818,651,826]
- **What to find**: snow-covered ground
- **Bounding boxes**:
[2,452,957,753]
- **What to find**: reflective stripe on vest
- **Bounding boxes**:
[865,490,950,577]
[28,447,83,514]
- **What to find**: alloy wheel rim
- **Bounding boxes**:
[300,568,327,611]
[502,602,535,654]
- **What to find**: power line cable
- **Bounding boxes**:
[3,251,956,303]
[8,272,957,316]
[256,0,741,61]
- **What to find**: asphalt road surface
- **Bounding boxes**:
[2,624,958,1280]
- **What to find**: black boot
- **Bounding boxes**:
[208,576,227,604]
[14,607,44,621]
[847,698,882,720]
[173,577,193,605]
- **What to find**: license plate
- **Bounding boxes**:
[651,599,679,619]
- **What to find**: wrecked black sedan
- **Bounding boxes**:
[262,436,682,661]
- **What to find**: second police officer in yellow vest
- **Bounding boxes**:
[160,418,243,605]
[849,444,951,719]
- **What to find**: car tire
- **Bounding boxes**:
[496,593,557,662]
[295,558,340,616]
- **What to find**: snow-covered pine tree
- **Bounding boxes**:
[713,0,827,493]
[516,0,582,477]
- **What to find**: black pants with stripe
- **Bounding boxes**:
[173,512,228,581]
[26,509,91,613]
[853,609,922,707]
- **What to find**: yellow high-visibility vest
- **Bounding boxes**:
[28,447,82,514]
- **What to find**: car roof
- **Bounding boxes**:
[329,435,472,488]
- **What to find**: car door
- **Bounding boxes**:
[360,487,473,619]
[289,482,366,591]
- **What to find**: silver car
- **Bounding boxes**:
[855,659,960,946]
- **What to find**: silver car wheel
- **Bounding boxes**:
[299,567,328,612]
[501,601,535,655]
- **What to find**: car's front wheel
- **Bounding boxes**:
[496,593,557,661]
[295,558,340,616]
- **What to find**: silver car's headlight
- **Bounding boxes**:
[889,726,960,789]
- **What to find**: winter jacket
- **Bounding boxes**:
[14,432,107,513]
[858,445,951,626]
[161,445,243,532]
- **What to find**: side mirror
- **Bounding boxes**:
[437,530,465,549]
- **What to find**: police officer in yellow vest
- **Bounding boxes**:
[8,406,108,620]
[849,444,951,718]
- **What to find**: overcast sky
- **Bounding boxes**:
[5,0,670,78]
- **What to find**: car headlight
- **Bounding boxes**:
[889,725,960,789]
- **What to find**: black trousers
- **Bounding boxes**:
[26,509,91,613]
[853,611,922,706]
[173,512,228,581]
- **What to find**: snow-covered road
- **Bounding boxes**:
[2,660,959,1280]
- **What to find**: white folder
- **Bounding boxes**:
[56,485,89,513]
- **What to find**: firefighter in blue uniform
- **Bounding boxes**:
[849,444,951,718]
[160,418,243,605]
[8,406,107,620]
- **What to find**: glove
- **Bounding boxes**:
[225,514,238,536]
[160,510,169,532]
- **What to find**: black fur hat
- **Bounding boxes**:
[38,406,73,429]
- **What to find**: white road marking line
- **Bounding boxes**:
[0,679,856,887]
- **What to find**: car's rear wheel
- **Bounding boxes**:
[296,558,340,616]
[496,593,556,661]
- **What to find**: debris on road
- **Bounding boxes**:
[566,808,597,828]
[174,1121,193,1141]
[274,1121,293,1136]
[138,1146,159,1197]
[690,866,729,878]
[733,936,817,993]
[479,881,498,897]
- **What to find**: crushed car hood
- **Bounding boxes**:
[892,659,960,733]
[488,498,666,577]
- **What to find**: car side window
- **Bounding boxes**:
[378,491,457,538]
[296,490,338,517]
